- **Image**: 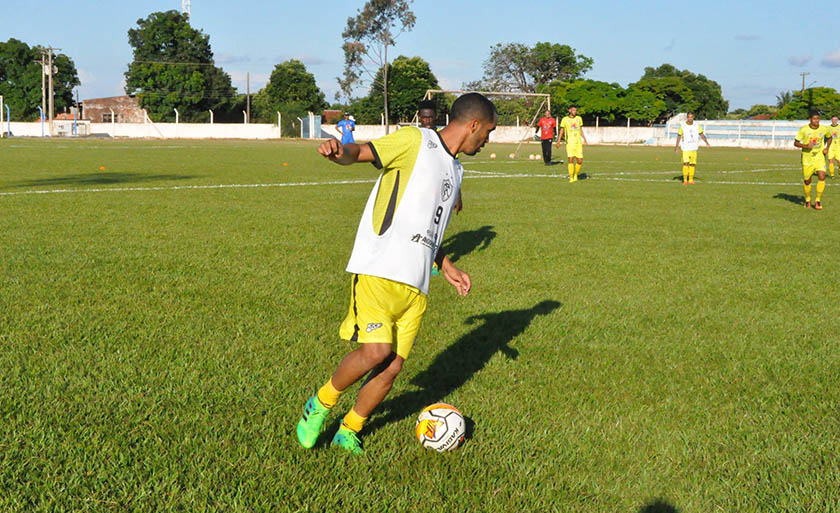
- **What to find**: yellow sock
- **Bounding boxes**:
[568,163,575,179]
[341,408,367,433]
[804,183,812,203]
[688,166,696,182]
[575,163,581,178]
[830,162,835,177]
[317,378,342,409]
[817,180,826,202]
[682,165,688,182]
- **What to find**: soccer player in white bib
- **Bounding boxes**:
[674,112,710,185]
[295,93,497,454]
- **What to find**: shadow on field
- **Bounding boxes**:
[10,172,197,188]
[637,498,679,513]
[441,225,497,263]
[773,192,805,205]
[363,299,562,435]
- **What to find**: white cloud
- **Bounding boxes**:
[788,55,812,66]
[216,53,251,65]
[821,49,840,68]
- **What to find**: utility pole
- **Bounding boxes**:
[41,51,46,121]
[46,46,61,136]
[801,72,811,92]
[246,72,250,124]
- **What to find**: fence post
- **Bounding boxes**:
[0,95,4,138]
[738,122,742,146]
[209,110,214,124]
[277,112,281,137]
[771,121,776,145]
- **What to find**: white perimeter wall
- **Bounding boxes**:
[3,120,808,150]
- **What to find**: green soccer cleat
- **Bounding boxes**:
[296,396,329,449]
[331,427,364,455]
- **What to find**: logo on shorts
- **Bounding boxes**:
[366,323,383,333]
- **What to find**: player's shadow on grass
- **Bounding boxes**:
[10,172,197,188]
[637,498,679,513]
[773,192,805,205]
[441,225,496,263]
[363,299,562,436]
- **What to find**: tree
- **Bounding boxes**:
[339,0,416,134]
[639,64,728,118]
[627,75,695,121]
[549,79,624,123]
[619,87,666,124]
[0,38,79,121]
[776,91,793,109]
[364,55,438,123]
[776,87,840,120]
[252,59,327,133]
[124,10,237,122]
[470,42,592,93]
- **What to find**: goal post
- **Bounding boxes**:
[415,89,552,156]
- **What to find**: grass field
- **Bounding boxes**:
[2,137,839,512]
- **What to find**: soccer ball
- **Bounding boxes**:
[528,154,535,160]
[415,403,466,452]
[508,153,515,159]
[489,153,496,159]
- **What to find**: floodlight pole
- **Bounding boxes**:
[0,95,4,138]
[246,72,250,124]
[47,47,56,137]
[41,52,46,122]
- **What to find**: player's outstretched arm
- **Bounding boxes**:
[701,133,710,147]
[793,139,811,150]
[581,128,588,145]
[317,140,375,165]
[674,135,682,153]
[440,256,471,297]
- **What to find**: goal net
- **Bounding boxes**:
[414,89,552,156]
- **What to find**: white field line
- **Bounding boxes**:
[0,169,822,198]
[0,179,377,197]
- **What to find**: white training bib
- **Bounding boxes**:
[680,122,701,151]
[346,128,462,295]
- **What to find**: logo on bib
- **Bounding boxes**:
[427,139,438,149]
[366,323,383,333]
[441,179,453,202]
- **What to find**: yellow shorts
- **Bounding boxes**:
[566,144,583,159]
[803,155,826,179]
[339,274,427,359]
[827,148,840,161]
[682,150,698,165]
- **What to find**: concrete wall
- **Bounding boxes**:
[6,121,281,139]
[2,119,812,150]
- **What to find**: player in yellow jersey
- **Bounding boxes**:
[794,111,833,210]
[556,106,588,182]
[674,112,710,184]
[826,115,840,178]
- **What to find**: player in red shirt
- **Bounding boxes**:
[537,109,557,165]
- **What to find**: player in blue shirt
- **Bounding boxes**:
[336,112,356,144]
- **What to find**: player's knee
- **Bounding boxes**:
[360,343,393,367]
[379,356,404,383]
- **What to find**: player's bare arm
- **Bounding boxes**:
[317,140,375,165]
[823,137,832,154]
[794,139,812,150]
[440,256,471,296]
[581,128,588,145]
[555,128,565,147]
[674,134,682,153]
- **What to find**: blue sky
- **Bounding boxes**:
[4,0,840,110]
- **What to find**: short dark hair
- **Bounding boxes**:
[809,110,821,118]
[418,100,436,112]
[449,93,496,123]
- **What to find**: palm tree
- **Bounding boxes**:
[776,91,793,108]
